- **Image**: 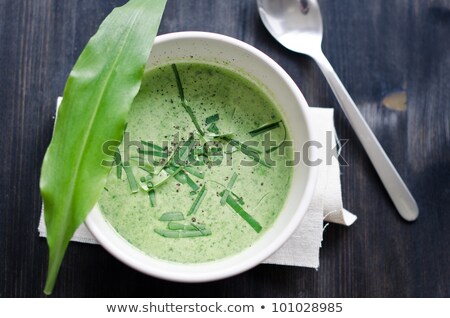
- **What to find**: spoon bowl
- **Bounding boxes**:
[258,0,323,53]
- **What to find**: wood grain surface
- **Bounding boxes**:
[0,0,449,297]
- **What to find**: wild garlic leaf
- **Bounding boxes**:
[39,0,167,295]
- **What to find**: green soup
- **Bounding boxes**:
[98,62,293,263]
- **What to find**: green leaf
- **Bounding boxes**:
[39,0,167,295]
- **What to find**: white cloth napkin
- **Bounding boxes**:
[38,99,356,269]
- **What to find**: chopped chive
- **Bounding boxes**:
[149,166,183,190]
[231,192,245,205]
[153,143,179,176]
[187,184,207,216]
[137,149,168,158]
[178,136,195,163]
[194,156,207,166]
[122,163,138,193]
[232,141,269,167]
[221,136,262,154]
[267,140,286,153]
[176,170,189,184]
[227,172,238,188]
[154,228,211,238]
[249,120,282,137]
[220,172,238,206]
[209,180,246,205]
[159,212,185,221]
[116,163,123,179]
[224,148,239,155]
[137,180,149,192]
[138,165,154,174]
[220,136,270,167]
[140,175,153,183]
[171,64,204,136]
[221,189,231,206]
[168,222,206,231]
[114,151,122,179]
[194,147,205,155]
[171,136,194,167]
[104,187,109,192]
[237,142,262,154]
[183,103,203,135]
[129,157,155,174]
[164,166,187,184]
[190,222,208,236]
[224,195,262,233]
[205,114,219,125]
[211,133,235,140]
[240,146,270,167]
[207,146,223,155]
[171,63,185,100]
[141,140,164,151]
[231,107,236,120]
[208,155,224,164]
[266,121,287,153]
[207,122,220,134]
[183,166,205,179]
[149,189,156,207]
[185,174,199,191]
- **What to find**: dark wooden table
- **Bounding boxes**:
[1,0,449,297]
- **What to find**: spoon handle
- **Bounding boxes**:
[312,50,419,221]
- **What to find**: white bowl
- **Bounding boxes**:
[85,31,318,282]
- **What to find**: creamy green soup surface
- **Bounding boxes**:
[99,62,293,263]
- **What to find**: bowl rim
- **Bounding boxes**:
[85,31,318,282]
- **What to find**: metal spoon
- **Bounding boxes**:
[257,0,419,221]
